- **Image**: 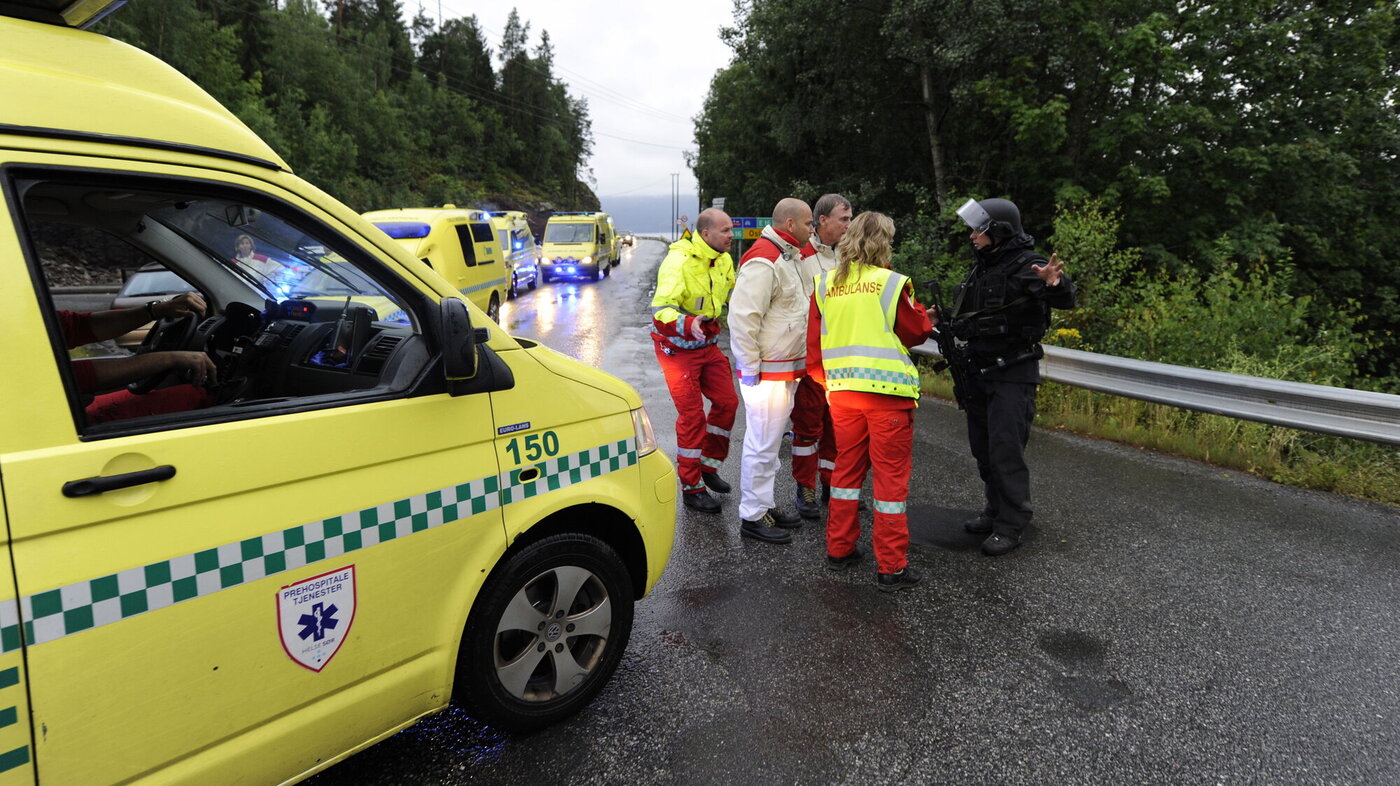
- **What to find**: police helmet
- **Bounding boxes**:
[956,197,1023,239]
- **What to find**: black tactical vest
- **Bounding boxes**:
[952,249,1050,352]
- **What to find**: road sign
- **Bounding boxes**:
[678,214,689,225]
[729,217,772,240]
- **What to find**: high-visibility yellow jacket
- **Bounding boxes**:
[814,264,921,399]
[650,233,736,350]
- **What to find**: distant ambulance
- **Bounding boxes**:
[490,210,540,298]
[540,212,614,282]
[363,205,508,323]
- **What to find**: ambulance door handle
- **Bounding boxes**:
[63,465,177,498]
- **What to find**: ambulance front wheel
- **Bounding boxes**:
[487,293,501,324]
[454,533,635,732]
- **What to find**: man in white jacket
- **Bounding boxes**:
[730,198,813,544]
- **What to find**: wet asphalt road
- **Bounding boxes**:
[313,238,1400,785]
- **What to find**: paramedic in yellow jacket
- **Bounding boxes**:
[650,207,739,513]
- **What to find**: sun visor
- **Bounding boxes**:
[956,198,991,232]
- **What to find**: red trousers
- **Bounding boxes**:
[790,374,836,489]
[654,342,738,492]
[85,385,214,424]
[826,402,913,573]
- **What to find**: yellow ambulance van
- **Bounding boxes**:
[362,206,509,323]
[539,212,614,282]
[490,210,540,298]
[606,215,621,265]
[0,10,676,785]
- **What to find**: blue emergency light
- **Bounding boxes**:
[373,221,431,239]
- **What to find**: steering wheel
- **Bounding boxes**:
[126,312,203,395]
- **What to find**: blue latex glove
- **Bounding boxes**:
[740,373,759,387]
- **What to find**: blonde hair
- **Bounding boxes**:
[833,211,895,286]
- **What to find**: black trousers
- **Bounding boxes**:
[962,376,1037,538]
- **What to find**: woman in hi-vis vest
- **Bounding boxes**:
[805,212,933,592]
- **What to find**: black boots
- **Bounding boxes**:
[682,490,721,513]
[876,566,922,592]
[701,472,731,494]
[740,512,793,544]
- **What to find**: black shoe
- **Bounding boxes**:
[981,533,1022,556]
[826,546,864,571]
[741,513,793,544]
[702,472,731,494]
[877,566,922,592]
[964,516,993,534]
[682,490,721,513]
[767,507,803,528]
[795,486,822,520]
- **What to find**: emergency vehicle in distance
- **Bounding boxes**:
[540,211,615,282]
[362,205,510,324]
[0,6,677,785]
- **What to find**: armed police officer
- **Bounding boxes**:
[951,197,1076,556]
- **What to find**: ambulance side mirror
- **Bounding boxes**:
[439,297,479,382]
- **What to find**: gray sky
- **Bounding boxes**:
[424,1,738,197]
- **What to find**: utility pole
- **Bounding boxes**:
[671,173,679,242]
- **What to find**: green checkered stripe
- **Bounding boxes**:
[0,602,18,659]
[461,278,506,296]
[11,439,636,651]
[873,500,907,514]
[829,486,861,501]
[0,664,27,774]
[826,366,919,387]
[500,438,638,505]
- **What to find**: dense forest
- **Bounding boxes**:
[693,0,1400,389]
[98,0,598,215]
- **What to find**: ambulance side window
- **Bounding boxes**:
[469,223,494,264]
[12,172,429,436]
[455,226,477,267]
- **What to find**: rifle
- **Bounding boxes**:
[921,279,974,409]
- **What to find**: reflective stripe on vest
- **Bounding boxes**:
[814,266,920,399]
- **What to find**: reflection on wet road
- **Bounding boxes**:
[496,245,644,369]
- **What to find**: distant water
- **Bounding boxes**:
[600,194,701,236]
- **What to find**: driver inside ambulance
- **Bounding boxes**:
[59,291,218,422]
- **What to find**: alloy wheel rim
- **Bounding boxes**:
[493,565,613,702]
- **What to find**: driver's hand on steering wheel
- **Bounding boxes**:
[164,350,219,387]
[153,292,207,321]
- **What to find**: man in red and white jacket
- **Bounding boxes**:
[729,198,813,544]
[792,193,852,518]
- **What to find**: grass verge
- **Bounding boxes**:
[920,372,1400,507]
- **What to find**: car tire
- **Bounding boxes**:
[508,274,518,300]
[487,293,501,324]
[453,534,634,732]
[527,276,538,291]
[589,266,601,281]
[541,270,551,284]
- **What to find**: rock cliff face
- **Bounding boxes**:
[480,180,601,240]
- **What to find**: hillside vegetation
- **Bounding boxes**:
[695,0,1399,503]
[99,0,598,216]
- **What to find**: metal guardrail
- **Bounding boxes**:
[52,284,120,294]
[911,342,1400,445]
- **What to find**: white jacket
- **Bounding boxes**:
[728,226,810,381]
[799,237,838,299]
